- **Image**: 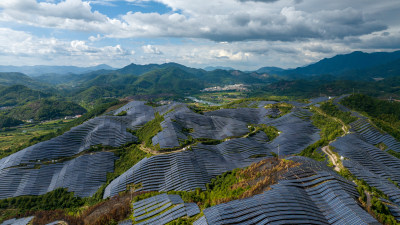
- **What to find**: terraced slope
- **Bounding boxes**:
[0,101,154,199]
[194,157,379,225]
[350,119,400,152]
[103,133,275,198]
[132,194,200,225]
[265,108,320,156]
[104,105,322,198]
[331,134,400,205]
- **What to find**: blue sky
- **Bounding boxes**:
[0,0,399,70]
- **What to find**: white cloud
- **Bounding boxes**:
[0,28,134,67]
[0,0,390,42]
[0,0,398,69]
[142,45,163,54]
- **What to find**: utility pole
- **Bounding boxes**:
[278,144,280,159]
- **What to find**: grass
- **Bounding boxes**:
[298,107,344,161]
[248,124,280,141]
[130,112,164,150]
[109,144,151,182]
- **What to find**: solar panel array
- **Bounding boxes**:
[46,221,64,225]
[0,216,34,225]
[0,152,116,199]
[264,108,321,156]
[132,193,200,225]
[152,117,188,149]
[117,220,133,225]
[152,105,274,149]
[103,134,274,198]
[195,156,378,225]
[331,134,400,205]
[0,101,157,199]
[113,101,156,129]
[0,116,135,172]
[171,112,250,140]
[350,119,400,152]
[104,104,325,198]
[306,96,330,106]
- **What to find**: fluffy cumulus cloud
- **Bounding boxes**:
[0,27,134,67]
[0,0,399,68]
[142,45,163,54]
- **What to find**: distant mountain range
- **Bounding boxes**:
[255,67,284,74]
[276,50,400,77]
[203,66,235,71]
[0,64,114,77]
[0,50,399,102]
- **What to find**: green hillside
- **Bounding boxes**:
[341,94,400,141]
[250,76,400,99]
[3,99,87,121]
[0,72,49,90]
[0,85,51,107]
[282,51,400,76]
[0,116,23,128]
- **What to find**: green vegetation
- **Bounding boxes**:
[187,104,221,114]
[298,107,343,161]
[298,139,327,161]
[387,150,400,159]
[0,73,49,91]
[0,85,51,107]
[264,102,293,117]
[0,189,83,211]
[337,167,399,224]
[375,142,388,151]
[108,145,151,183]
[356,180,398,224]
[0,116,23,128]
[341,94,400,141]
[0,188,84,222]
[319,101,357,124]
[188,97,292,115]
[0,141,149,224]
[2,99,86,121]
[130,112,164,150]
[0,100,120,160]
[0,119,70,160]
[312,108,344,140]
[116,111,127,116]
[132,158,299,211]
[192,91,249,105]
[248,124,280,141]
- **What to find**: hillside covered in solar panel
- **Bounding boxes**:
[2,94,400,224]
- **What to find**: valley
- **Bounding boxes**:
[1,92,400,224]
[1,51,400,225]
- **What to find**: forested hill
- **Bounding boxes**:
[2,99,86,121]
[280,50,400,76]
[0,85,51,107]
[0,72,49,90]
